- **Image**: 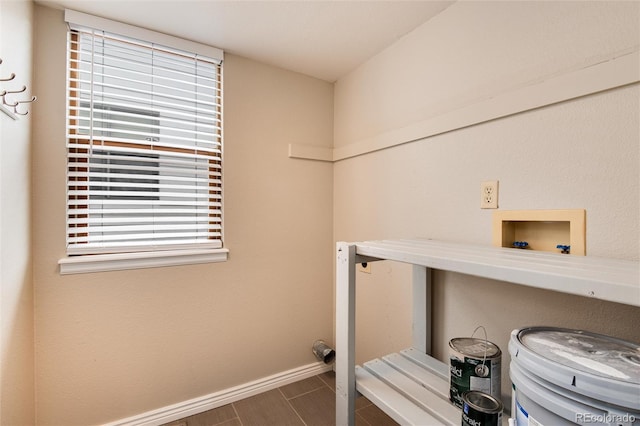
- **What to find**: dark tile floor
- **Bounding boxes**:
[163,371,398,426]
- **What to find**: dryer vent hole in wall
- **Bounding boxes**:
[312,340,335,364]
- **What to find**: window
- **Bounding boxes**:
[61,11,226,273]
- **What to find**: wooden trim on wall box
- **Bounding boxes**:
[492,209,586,256]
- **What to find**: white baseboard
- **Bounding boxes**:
[106,361,333,426]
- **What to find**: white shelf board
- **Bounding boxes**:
[356,351,458,426]
[353,239,640,307]
[356,366,447,425]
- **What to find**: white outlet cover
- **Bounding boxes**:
[481,181,499,209]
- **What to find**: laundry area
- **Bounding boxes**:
[2,1,639,425]
[335,239,639,426]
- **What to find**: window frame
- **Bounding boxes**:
[60,11,227,274]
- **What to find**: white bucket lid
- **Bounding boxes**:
[509,327,640,408]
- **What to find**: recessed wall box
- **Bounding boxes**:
[493,209,586,255]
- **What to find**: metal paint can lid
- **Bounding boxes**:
[516,327,640,384]
[462,390,504,414]
[450,337,501,359]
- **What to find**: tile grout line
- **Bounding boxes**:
[168,373,383,426]
[278,387,308,426]
[230,402,243,426]
[316,372,333,388]
[283,385,328,401]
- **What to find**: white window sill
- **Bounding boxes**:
[58,248,229,275]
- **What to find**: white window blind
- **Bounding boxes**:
[65,20,223,256]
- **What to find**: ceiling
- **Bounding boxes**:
[36,0,454,82]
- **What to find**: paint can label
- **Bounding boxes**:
[462,391,503,426]
[516,398,544,426]
[450,338,501,408]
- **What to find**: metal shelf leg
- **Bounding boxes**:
[336,242,356,426]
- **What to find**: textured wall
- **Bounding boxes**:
[0,1,35,425]
[334,1,640,149]
[32,6,334,425]
[333,0,640,406]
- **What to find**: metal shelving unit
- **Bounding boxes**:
[335,238,639,425]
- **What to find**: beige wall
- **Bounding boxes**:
[32,5,334,425]
[333,0,640,406]
[7,1,640,424]
[0,0,35,425]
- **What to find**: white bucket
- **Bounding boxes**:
[509,327,640,426]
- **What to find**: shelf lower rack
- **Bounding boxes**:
[356,348,512,425]
[355,348,460,425]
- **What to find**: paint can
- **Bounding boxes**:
[509,327,640,426]
[462,390,503,426]
[449,327,502,408]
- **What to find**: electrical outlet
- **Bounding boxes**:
[480,181,499,209]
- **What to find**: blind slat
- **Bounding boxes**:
[66,25,223,255]
[67,145,222,164]
[70,223,218,233]
[69,208,222,216]
[68,97,221,124]
[68,188,215,198]
[67,128,221,151]
[67,240,223,256]
[68,104,221,130]
[68,216,220,225]
[68,87,220,117]
[69,171,212,183]
[68,79,221,110]
[68,231,221,244]
[67,61,221,97]
[67,199,221,206]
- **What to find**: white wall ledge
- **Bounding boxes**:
[289,47,640,163]
[58,248,229,275]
